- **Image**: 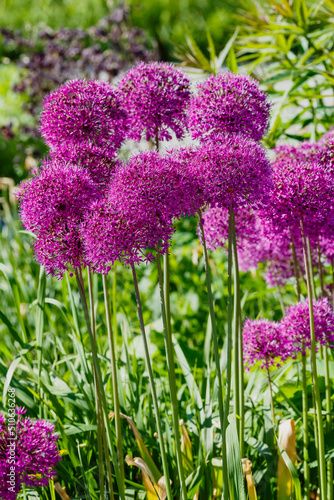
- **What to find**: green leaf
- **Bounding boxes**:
[226,415,246,500]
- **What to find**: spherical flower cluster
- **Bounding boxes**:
[17,159,98,277]
[274,141,320,167]
[82,150,201,272]
[317,135,334,172]
[185,135,272,211]
[118,62,191,142]
[0,408,61,500]
[267,160,334,238]
[40,79,128,151]
[243,319,293,370]
[50,143,120,189]
[188,72,271,142]
[200,206,259,252]
[281,298,334,355]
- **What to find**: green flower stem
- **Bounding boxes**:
[301,355,310,500]
[292,235,310,500]
[230,210,244,456]
[156,252,187,500]
[300,221,327,499]
[164,253,172,335]
[130,263,173,500]
[75,269,124,500]
[324,345,333,500]
[102,274,125,490]
[222,207,233,460]
[266,365,275,433]
[87,270,105,500]
[198,213,229,499]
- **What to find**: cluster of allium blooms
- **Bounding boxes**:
[17,159,99,277]
[40,79,128,151]
[0,408,61,500]
[242,319,293,370]
[200,206,259,252]
[83,150,203,272]
[266,159,334,238]
[281,298,334,355]
[118,62,191,142]
[188,72,271,142]
[274,141,321,166]
[181,135,272,211]
[50,143,121,189]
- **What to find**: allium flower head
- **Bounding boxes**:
[186,135,272,211]
[317,136,334,172]
[118,61,191,142]
[274,141,320,167]
[40,79,128,150]
[267,160,334,238]
[50,143,120,189]
[188,72,271,142]
[82,191,174,273]
[0,408,61,500]
[243,319,293,370]
[200,206,259,251]
[281,298,334,355]
[83,149,201,272]
[17,158,99,277]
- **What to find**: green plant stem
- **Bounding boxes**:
[156,252,187,500]
[292,236,310,500]
[301,354,310,500]
[87,270,105,500]
[266,365,275,434]
[300,222,327,499]
[74,269,124,500]
[223,207,233,443]
[230,210,244,456]
[102,274,125,490]
[198,213,229,499]
[113,264,118,337]
[324,344,333,500]
[164,253,171,335]
[130,263,173,500]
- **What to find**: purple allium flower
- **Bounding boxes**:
[0,409,61,500]
[118,62,191,142]
[243,319,292,370]
[274,141,321,166]
[267,159,334,238]
[40,79,128,151]
[200,205,259,251]
[83,150,201,272]
[17,158,99,277]
[50,143,120,189]
[185,136,272,211]
[188,72,271,142]
[281,298,334,355]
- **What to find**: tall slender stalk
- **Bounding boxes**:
[74,269,125,500]
[230,211,244,456]
[291,237,310,500]
[102,274,125,489]
[87,270,105,500]
[300,221,327,499]
[156,252,187,500]
[266,365,276,433]
[130,263,173,500]
[317,245,333,499]
[198,213,229,499]
[301,355,310,500]
[223,207,233,446]
[164,253,172,335]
